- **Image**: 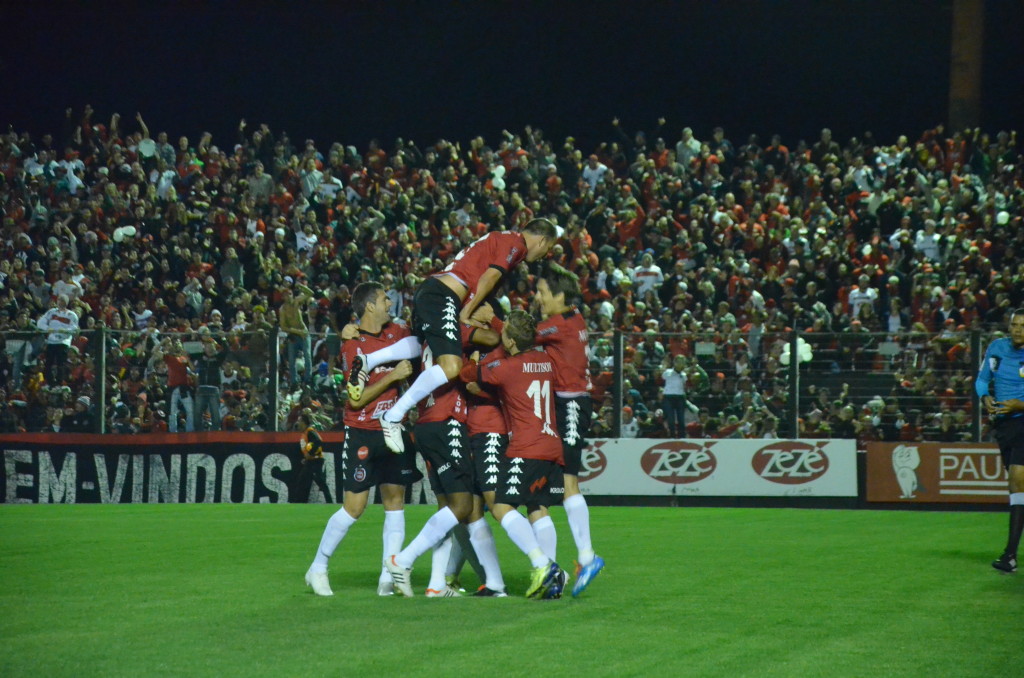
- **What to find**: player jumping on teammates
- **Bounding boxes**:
[346,219,558,454]
[305,282,419,596]
[975,307,1024,574]
[459,309,567,599]
[534,263,605,596]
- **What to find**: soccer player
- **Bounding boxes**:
[304,282,417,597]
[459,309,566,599]
[535,264,605,596]
[383,316,507,597]
[348,219,558,453]
[975,308,1024,574]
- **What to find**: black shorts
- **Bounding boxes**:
[556,394,592,476]
[415,419,474,496]
[470,432,508,495]
[412,277,463,360]
[993,416,1024,469]
[343,427,421,493]
[494,456,561,508]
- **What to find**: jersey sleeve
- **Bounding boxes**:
[340,339,359,374]
[975,341,995,398]
[490,233,527,273]
[535,318,560,346]
[478,356,510,386]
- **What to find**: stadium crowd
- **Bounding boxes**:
[0,107,1020,443]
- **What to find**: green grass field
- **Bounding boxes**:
[0,504,1018,678]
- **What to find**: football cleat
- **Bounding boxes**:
[572,555,605,597]
[992,553,1017,574]
[384,555,414,597]
[446,575,466,593]
[380,417,405,454]
[425,585,462,598]
[377,578,394,596]
[346,355,367,400]
[526,561,563,600]
[304,567,334,597]
[473,586,509,598]
[544,569,568,599]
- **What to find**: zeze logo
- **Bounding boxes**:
[577,443,608,482]
[751,442,829,484]
[640,442,717,484]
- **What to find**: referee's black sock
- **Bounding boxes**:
[1005,503,1024,558]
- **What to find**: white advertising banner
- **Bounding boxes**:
[577,438,858,497]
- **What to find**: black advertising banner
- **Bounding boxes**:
[1,433,339,504]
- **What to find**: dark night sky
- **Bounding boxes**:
[2,1,1021,151]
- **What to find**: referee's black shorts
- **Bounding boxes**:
[993,416,1024,469]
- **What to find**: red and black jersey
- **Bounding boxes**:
[474,347,562,463]
[341,322,412,430]
[436,231,527,298]
[466,344,509,435]
[535,307,592,396]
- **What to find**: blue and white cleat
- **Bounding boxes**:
[571,555,605,597]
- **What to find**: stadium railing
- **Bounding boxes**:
[588,327,993,444]
[1,325,996,441]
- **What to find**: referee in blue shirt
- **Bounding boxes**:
[974,309,1024,574]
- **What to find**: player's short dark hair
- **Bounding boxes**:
[505,309,537,352]
[1011,308,1024,321]
[523,218,558,240]
[540,262,580,302]
[352,281,385,317]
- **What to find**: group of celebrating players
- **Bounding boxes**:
[303,218,605,599]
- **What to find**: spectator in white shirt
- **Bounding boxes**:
[847,274,879,319]
[36,294,79,384]
[52,267,82,301]
[582,154,609,191]
[914,219,943,262]
[621,406,640,438]
[631,252,664,298]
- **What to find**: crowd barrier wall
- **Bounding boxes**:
[579,438,857,497]
[5,435,1009,507]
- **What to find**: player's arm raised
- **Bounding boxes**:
[459,267,504,328]
[347,359,413,410]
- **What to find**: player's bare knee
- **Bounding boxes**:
[380,484,405,511]
[448,492,473,521]
[343,497,367,520]
[437,354,463,381]
[563,474,580,496]
[1009,465,1024,493]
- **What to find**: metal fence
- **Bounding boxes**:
[590,328,989,445]
[1,325,994,444]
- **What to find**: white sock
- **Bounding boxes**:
[384,364,449,423]
[446,528,464,578]
[564,494,595,566]
[311,508,358,572]
[500,511,548,568]
[380,509,405,583]
[1011,493,1024,506]
[428,532,455,591]
[532,515,558,563]
[396,506,459,569]
[468,517,506,592]
[365,336,421,371]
